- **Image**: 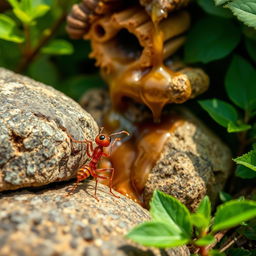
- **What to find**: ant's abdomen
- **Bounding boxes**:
[77,166,91,181]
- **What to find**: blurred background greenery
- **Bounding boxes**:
[0,0,105,101]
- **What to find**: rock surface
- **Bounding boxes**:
[80,89,232,210]
[143,108,232,210]
[0,68,98,192]
[0,181,189,256]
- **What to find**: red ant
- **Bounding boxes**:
[66,127,129,200]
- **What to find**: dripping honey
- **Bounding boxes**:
[99,110,183,206]
[97,6,186,205]
[106,5,191,122]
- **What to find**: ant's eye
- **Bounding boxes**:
[99,135,105,140]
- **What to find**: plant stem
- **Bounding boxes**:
[16,12,67,73]
[199,246,209,256]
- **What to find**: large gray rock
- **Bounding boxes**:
[80,89,232,211]
[0,181,189,256]
[0,68,98,192]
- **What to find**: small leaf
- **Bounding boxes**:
[13,8,33,24]
[196,196,211,224]
[42,39,74,55]
[199,99,238,128]
[214,0,230,6]
[238,219,256,241]
[234,150,256,172]
[219,191,232,202]
[126,221,189,248]
[212,200,256,232]
[194,234,216,246]
[0,14,24,43]
[150,190,192,238]
[32,5,50,19]
[227,122,252,133]
[225,55,256,112]
[236,165,256,179]
[246,38,256,63]
[226,0,256,29]
[184,17,241,63]
[191,213,210,230]
[197,0,232,18]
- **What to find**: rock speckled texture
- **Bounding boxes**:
[0,68,98,192]
[80,89,232,211]
[143,109,232,210]
[0,181,189,256]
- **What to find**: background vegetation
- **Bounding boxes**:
[0,0,256,255]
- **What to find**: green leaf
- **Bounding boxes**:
[194,234,216,246]
[226,0,256,29]
[197,0,232,18]
[212,200,256,232]
[13,8,32,24]
[199,99,238,128]
[214,0,230,6]
[196,196,211,224]
[236,165,256,179]
[11,0,52,24]
[225,55,256,111]
[42,39,74,55]
[234,150,256,172]
[227,122,252,133]
[246,38,256,63]
[184,17,241,63]
[150,190,192,238]
[126,221,189,248]
[219,191,232,202]
[0,14,24,43]
[191,213,210,230]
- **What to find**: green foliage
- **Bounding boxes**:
[7,0,52,24]
[127,191,256,254]
[234,149,256,171]
[0,14,24,42]
[0,0,96,99]
[149,190,192,238]
[235,165,256,179]
[212,200,256,231]
[226,0,256,29]
[225,55,256,112]
[197,0,233,18]
[41,39,74,55]
[184,17,241,63]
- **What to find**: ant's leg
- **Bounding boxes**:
[66,166,90,197]
[96,168,120,198]
[93,178,100,202]
[66,179,80,197]
[67,134,94,158]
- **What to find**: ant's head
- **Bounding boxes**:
[95,127,130,147]
[95,133,111,147]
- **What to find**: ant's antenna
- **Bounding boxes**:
[109,130,130,137]
[99,127,104,134]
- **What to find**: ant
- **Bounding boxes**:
[66,127,129,200]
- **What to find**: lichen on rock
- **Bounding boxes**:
[0,68,98,192]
